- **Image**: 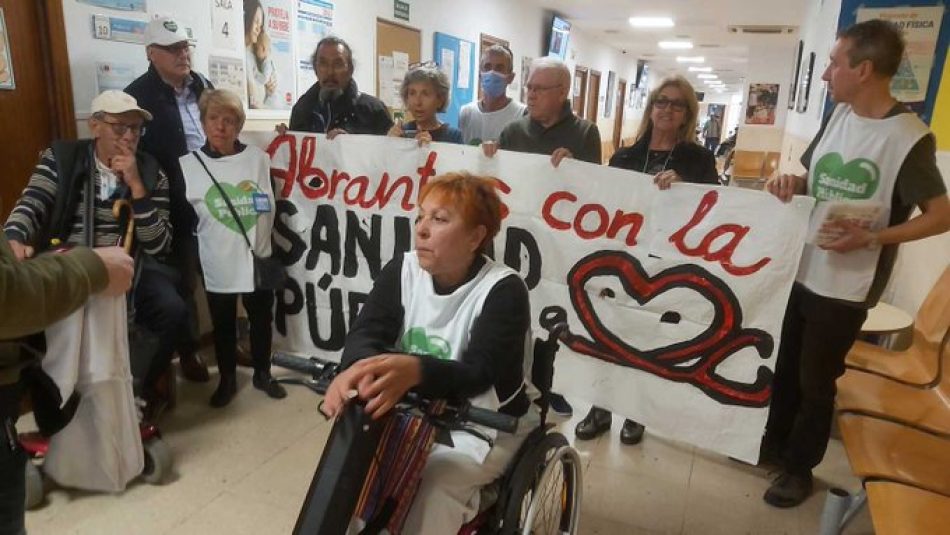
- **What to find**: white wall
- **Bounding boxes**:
[734,36,798,154]
[62,0,641,140]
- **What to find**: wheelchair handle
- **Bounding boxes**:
[463,405,518,434]
[272,352,333,377]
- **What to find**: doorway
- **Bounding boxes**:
[612,79,627,150]
[586,70,601,121]
[572,66,588,117]
[0,0,74,220]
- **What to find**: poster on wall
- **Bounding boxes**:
[520,56,533,102]
[95,62,138,93]
[244,0,295,110]
[0,8,14,91]
[78,0,147,12]
[745,83,779,125]
[796,52,815,113]
[788,41,803,109]
[856,6,944,104]
[209,55,248,101]
[295,0,334,95]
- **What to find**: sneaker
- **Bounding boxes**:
[253,371,287,400]
[547,392,573,417]
[763,471,813,508]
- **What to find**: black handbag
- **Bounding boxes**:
[191,152,287,291]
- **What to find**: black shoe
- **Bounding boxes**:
[575,406,611,440]
[548,393,573,417]
[210,375,237,408]
[253,371,287,400]
[763,471,813,508]
[620,419,645,445]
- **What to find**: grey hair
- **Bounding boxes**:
[529,56,571,87]
[400,65,451,112]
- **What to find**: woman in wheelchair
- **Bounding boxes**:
[321,172,538,534]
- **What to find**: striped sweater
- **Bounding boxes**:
[3,148,172,255]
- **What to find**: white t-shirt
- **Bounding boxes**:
[180,146,275,293]
[458,99,527,145]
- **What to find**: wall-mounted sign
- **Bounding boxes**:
[92,14,147,44]
[394,0,410,22]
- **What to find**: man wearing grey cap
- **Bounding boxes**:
[3,90,181,421]
[126,16,213,383]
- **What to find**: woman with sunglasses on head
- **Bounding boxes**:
[575,76,719,447]
[388,64,464,145]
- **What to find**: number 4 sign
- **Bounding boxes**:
[212,0,242,53]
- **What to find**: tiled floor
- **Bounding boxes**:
[23,367,874,535]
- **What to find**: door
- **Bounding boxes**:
[0,0,74,220]
[612,79,626,149]
[586,70,601,121]
[572,67,588,117]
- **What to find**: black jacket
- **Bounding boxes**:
[125,65,213,270]
[609,131,720,185]
[289,80,393,135]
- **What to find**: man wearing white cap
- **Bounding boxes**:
[3,90,181,420]
[126,16,214,383]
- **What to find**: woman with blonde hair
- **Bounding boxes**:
[576,76,719,446]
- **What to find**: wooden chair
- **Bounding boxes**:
[837,413,950,496]
[865,482,950,535]
[845,267,950,386]
[761,151,781,179]
[836,341,950,436]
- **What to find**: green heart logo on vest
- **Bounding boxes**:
[204,180,260,234]
[812,153,880,200]
[400,327,452,360]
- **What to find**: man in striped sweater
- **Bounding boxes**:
[3,90,183,418]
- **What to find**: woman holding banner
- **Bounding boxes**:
[321,172,536,534]
[576,76,719,445]
[388,64,464,145]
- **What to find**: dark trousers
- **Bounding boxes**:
[206,290,274,377]
[704,137,720,152]
[0,384,25,535]
[764,284,867,474]
[134,265,188,394]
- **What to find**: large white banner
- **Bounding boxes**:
[242,132,815,462]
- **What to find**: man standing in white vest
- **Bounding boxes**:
[762,19,950,508]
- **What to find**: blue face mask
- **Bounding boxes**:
[480,71,508,98]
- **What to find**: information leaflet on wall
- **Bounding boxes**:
[79,0,147,12]
[295,0,334,95]
[857,6,945,103]
[92,14,147,44]
[209,55,247,102]
[95,62,138,93]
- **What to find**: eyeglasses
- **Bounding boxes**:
[152,42,193,55]
[654,97,688,112]
[99,118,146,138]
[525,84,563,94]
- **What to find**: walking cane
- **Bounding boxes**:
[112,199,134,254]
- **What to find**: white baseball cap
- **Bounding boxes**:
[90,90,153,121]
[145,16,193,47]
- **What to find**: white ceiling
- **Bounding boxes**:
[531,0,811,94]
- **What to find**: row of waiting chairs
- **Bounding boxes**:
[821,267,950,534]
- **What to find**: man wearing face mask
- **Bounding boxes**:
[288,36,392,138]
[458,45,526,145]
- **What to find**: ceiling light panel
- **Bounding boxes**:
[659,41,693,50]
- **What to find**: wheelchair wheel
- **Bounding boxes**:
[501,432,582,534]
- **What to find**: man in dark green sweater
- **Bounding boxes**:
[1,235,132,534]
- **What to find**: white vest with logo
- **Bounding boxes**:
[797,104,929,302]
[399,252,530,462]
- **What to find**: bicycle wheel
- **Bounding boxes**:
[500,432,582,535]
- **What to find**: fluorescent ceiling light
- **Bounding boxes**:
[688,66,712,72]
[629,17,674,28]
[659,40,693,50]
[676,56,705,63]
[704,80,724,85]
[697,74,717,79]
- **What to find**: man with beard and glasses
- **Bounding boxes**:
[288,37,393,138]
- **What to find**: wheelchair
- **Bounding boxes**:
[273,314,583,535]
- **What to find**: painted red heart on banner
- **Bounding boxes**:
[562,251,774,407]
